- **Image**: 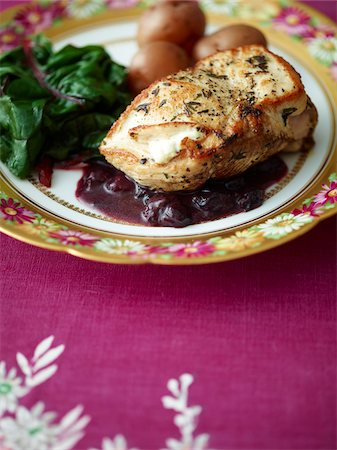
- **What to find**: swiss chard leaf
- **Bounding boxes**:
[0,35,131,179]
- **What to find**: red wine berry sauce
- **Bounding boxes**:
[75,156,287,228]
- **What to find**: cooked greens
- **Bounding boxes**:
[0,35,130,178]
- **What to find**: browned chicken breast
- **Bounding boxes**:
[100,45,317,191]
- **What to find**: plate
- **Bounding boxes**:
[0,0,336,265]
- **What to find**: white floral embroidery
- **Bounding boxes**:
[0,362,27,416]
[0,338,210,450]
[0,402,58,450]
[16,335,65,388]
[89,435,138,450]
[0,336,90,450]
[162,374,210,450]
[89,374,210,450]
[94,238,146,255]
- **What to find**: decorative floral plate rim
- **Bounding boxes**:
[0,0,336,265]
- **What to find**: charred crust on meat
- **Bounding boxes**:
[240,105,262,119]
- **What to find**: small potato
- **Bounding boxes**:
[128,41,190,94]
[193,24,267,60]
[137,1,206,53]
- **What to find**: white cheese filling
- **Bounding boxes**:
[146,129,201,164]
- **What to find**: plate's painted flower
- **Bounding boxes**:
[48,230,98,246]
[305,24,335,40]
[13,4,55,34]
[21,217,65,237]
[0,402,57,450]
[273,7,312,37]
[106,0,139,8]
[67,0,106,18]
[211,229,264,252]
[236,3,280,21]
[0,362,27,416]
[292,202,323,217]
[314,181,337,205]
[0,27,22,52]
[256,213,313,239]
[199,0,237,16]
[308,36,337,66]
[165,241,215,258]
[94,238,147,255]
[0,198,35,224]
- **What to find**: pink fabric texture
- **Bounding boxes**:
[0,1,336,449]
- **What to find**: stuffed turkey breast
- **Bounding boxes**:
[100,45,317,192]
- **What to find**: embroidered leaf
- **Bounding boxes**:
[194,433,209,446]
[33,335,55,361]
[16,352,32,377]
[167,379,180,397]
[26,364,58,386]
[162,396,183,410]
[33,345,65,371]
[61,414,91,435]
[51,431,85,450]
[59,405,84,430]
[165,437,181,449]
[180,373,193,389]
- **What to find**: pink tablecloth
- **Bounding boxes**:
[0,2,336,450]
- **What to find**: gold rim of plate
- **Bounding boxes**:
[0,1,336,265]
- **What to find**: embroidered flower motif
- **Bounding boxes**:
[13,4,55,34]
[0,198,35,224]
[94,238,147,255]
[164,241,215,258]
[162,373,209,450]
[211,229,264,252]
[308,36,337,66]
[273,7,312,37]
[67,0,106,18]
[90,435,138,450]
[292,202,323,217]
[21,217,64,237]
[256,213,313,239]
[106,0,139,8]
[199,0,237,16]
[0,402,58,450]
[0,363,27,417]
[0,27,22,52]
[314,181,337,205]
[48,230,98,246]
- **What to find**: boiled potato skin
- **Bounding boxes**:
[193,24,267,60]
[137,1,206,53]
[128,41,190,94]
